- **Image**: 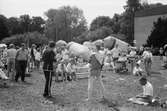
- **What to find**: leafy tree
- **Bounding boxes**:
[76,26,113,43]
[45,6,87,42]
[146,18,167,48]
[1,32,49,46]
[19,14,32,33]
[30,16,45,33]
[7,17,22,35]
[0,15,9,40]
[90,16,113,31]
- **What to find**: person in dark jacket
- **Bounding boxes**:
[42,41,56,98]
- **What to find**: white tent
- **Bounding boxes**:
[103,36,129,51]
[0,44,7,48]
[83,41,96,51]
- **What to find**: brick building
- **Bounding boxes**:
[134,5,167,47]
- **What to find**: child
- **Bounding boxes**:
[35,48,41,70]
[56,60,67,82]
[129,76,153,105]
[142,47,153,76]
[137,76,153,103]
[133,60,143,76]
[66,59,77,81]
[104,51,115,71]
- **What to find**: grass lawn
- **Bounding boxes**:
[0,56,167,111]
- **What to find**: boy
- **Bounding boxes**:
[137,76,153,103]
[66,59,77,81]
[104,51,115,71]
[142,47,153,76]
[133,61,143,76]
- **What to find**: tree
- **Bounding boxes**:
[76,26,113,43]
[7,17,22,35]
[45,6,87,42]
[30,16,45,33]
[19,14,32,33]
[1,32,49,46]
[0,15,9,40]
[146,17,167,48]
[90,16,113,31]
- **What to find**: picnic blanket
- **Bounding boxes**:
[128,97,149,106]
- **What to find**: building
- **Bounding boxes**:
[134,5,167,47]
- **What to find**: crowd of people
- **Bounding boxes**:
[0,41,167,106]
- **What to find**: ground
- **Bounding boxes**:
[0,56,167,111]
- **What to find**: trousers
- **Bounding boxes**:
[15,60,27,81]
[43,70,53,96]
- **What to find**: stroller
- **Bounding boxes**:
[115,56,128,73]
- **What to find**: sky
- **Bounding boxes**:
[1,0,167,25]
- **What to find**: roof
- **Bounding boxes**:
[135,5,167,17]
[110,34,128,42]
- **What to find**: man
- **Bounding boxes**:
[15,43,29,82]
[7,44,17,80]
[86,45,106,101]
[42,41,56,98]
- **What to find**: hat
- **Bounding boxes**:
[107,51,111,55]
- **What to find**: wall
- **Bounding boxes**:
[134,14,167,47]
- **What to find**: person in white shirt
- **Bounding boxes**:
[137,76,153,103]
[133,61,143,76]
[104,51,115,71]
[66,59,77,81]
[35,48,41,70]
[142,47,153,76]
[111,44,120,69]
[7,44,17,80]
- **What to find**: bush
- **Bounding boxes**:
[1,32,49,47]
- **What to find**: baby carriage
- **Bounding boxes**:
[115,56,128,73]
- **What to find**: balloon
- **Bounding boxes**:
[56,40,67,46]
[83,41,96,51]
[68,42,91,61]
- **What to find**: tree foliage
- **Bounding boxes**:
[76,26,113,43]
[146,18,167,48]
[1,32,49,46]
[90,16,113,31]
[0,15,10,40]
[45,6,88,42]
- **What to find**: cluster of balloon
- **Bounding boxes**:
[68,42,91,61]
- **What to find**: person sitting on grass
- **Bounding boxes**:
[129,76,153,105]
[133,60,143,76]
[137,76,153,103]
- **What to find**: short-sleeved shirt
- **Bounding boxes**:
[143,81,153,97]
[16,49,28,61]
[7,48,17,59]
